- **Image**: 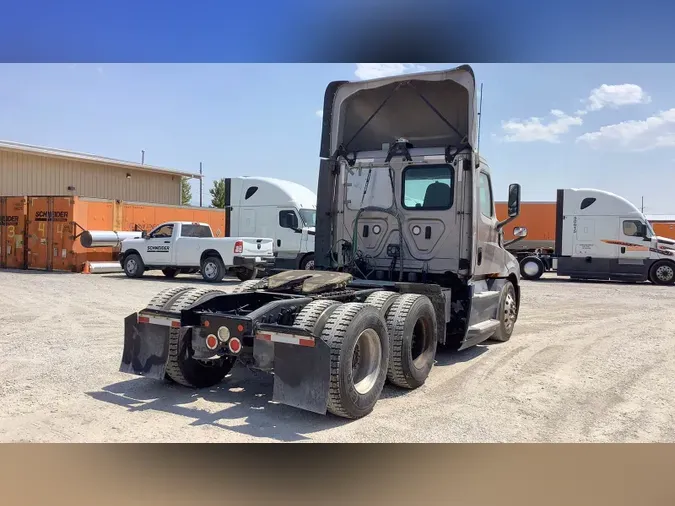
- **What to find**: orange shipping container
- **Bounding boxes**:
[495,201,557,251]
[0,196,27,269]
[13,196,227,272]
[24,196,118,271]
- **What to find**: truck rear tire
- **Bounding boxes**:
[231,279,266,293]
[649,260,675,285]
[294,299,342,334]
[164,288,234,388]
[320,303,389,419]
[162,268,179,278]
[365,291,400,318]
[235,267,258,282]
[385,293,437,389]
[490,281,518,342]
[146,286,194,311]
[201,256,225,283]
[520,255,545,280]
[123,253,145,278]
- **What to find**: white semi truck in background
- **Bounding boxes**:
[223,177,317,270]
[518,188,675,285]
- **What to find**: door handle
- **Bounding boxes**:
[477,247,483,266]
[621,247,626,254]
[164,241,170,244]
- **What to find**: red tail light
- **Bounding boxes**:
[234,240,243,254]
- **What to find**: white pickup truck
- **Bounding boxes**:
[119,221,275,282]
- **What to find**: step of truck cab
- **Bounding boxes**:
[466,319,500,340]
[471,290,500,322]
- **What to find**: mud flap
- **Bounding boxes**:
[270,339,332,415]
[119,313,171,380]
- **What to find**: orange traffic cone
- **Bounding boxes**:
[82,261,91,274]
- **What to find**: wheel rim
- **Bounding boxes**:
[523,261,539,277]
[656,265,674,282]
[203,261,217,279]
[351,328,382,395]
[304,259,315,270]
[126,258,137,274]
[503,290,517,332]
[410,318,432,368]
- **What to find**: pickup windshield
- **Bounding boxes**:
[180,224,213,238]
[299,209,316,227]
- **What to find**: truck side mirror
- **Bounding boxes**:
[141,230,147,239]
[513,226,528,238]
[507,183,521,218]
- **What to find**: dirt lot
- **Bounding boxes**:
[1,269,674,442]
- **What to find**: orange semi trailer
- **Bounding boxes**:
[0,196,225,272]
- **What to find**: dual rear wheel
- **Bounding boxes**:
[292,291,438,419]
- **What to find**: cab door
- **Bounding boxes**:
[143,223,175,265]
[614,217,650,279]
[474,171,500,276]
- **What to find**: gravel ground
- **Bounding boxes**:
[1,269,674,442]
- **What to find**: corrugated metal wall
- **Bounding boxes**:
[0,150,181,205]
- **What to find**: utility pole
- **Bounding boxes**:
[641,196,644,213]
[199,162,203,207]
[141,150,145,165]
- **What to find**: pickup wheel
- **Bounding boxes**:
[162,268,179,278]
[235,267,258,282]
[385,293,437,390]
[300,253,315,270]
[123,253,145,278]
[164,288,233,388]
[200,256,225,283]
[321,303,389,419]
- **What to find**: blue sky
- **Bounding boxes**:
[1,63,674,214]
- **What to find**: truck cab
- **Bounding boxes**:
[224,177,317,270]
[119,65,528,421]
[517,188,675,285]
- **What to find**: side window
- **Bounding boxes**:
[279,210,299,230]
[149,224,174,239]
[244,186,258,200]
[622,220,644,237]
[402,165,454,210]
[478,172,494,218]
[580,197,596,210]
[180,225,212,237]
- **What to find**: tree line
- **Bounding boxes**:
[180,177,227,208]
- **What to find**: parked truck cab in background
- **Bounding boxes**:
[223,177,317,270]
[518,189,675,285]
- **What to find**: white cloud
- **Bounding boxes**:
[577,108,675,151]
[500,109,584,143]
[315,109,323,118]
[583,84,651,112]
[354,63,427,80]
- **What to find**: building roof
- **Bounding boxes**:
[0,140,202,179]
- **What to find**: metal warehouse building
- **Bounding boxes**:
[0,140,200,205]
